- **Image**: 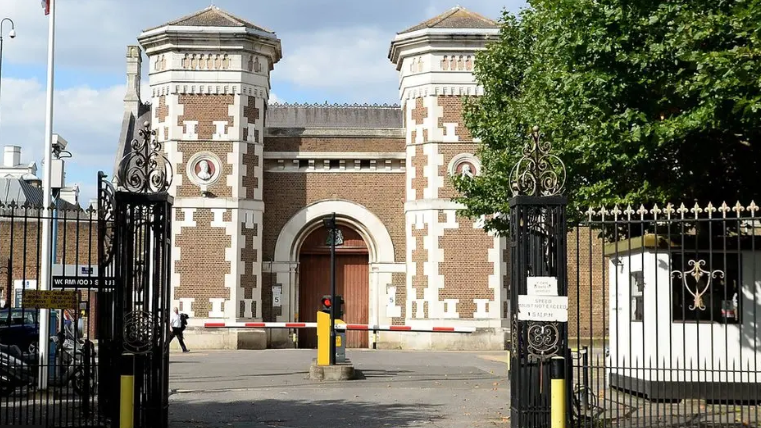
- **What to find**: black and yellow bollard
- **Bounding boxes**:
[550,356,566,428]
[120,353,135,428]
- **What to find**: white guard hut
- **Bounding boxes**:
[605,233,761,401]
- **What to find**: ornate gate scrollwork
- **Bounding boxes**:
[123,310,157,354]
[116,121,173,194]
[98,172,116,268]
[526,321,560,361]
[672,259,725,311]
[508,126,569,428]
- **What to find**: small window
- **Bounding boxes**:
[298,159,309,169]
[671,252,741,324]
[630,270,644,322]
[329,160,340,169]
[360,160,371,170]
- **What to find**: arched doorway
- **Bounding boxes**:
[298,224,369,349]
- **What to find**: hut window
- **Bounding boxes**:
[670,252,741,324]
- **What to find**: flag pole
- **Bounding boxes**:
[38,0,55,390]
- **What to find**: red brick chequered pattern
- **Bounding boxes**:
[177,94,235,140]
[410,98,429,143]
[437,213,495,318]
[174,208,232,318]
[240,221,258,305]
[411,225,428,318]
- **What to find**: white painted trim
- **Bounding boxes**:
[264,152,405,160]
[170,199,265,210]
[393,28,500,42]
[401,84,484,101]
[151,83,268,98]
[139,25,278,41]
[368,262,407,273]
[405,199,466,212]
[274,199,395,264]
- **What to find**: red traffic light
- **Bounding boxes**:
[322,298,332,308]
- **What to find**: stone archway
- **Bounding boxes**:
[297,224,369,348]
[271,199,396,349]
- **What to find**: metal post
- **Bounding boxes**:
[582,346,589,412]
[329,212,337,366]
[551,356,567,428]
[120,353,135,428]
[38,0,56,390]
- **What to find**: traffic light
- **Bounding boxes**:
[320,295,332,313]
[319,295,344,319]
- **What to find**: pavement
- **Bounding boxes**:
[167,348,511,428]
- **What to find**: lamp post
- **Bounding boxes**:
[322,213,338,365]
[0,18,16,141]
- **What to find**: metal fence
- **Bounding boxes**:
[570,203,761,428]
[0,203,105,427]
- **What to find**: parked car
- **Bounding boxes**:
[0,308,39,353]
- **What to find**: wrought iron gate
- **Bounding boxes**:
[107,122,174,428]
[509,127,571,428]
[508,126,761,428]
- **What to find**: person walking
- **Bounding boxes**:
[169,307,189,353]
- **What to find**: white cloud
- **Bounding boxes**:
[268,92,283,104]
[0,77,127,203]
[273,26,399,103]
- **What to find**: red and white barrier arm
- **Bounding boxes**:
[203,322,475,333]
[204,322,317,329]
[337,324,475,333]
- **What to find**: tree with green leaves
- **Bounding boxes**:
[454,0,761,235]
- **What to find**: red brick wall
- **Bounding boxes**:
[438,214,495,318]
[177,94,235,140]
[174,208,232,318]
[266,137,404,153]
[0,216,99,337]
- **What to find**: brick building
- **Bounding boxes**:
[113,5,606,350]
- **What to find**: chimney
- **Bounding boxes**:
[3,146,20,167]
[124,45,142,116]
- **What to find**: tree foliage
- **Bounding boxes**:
[454,0,761,235]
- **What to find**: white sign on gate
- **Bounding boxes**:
[526,276,558,296]
[517,295,568,322]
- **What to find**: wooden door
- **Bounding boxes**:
[298,253,369,348]
[341,254,369,348]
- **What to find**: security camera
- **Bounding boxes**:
[8,29,16,39]
[52,134,68,152]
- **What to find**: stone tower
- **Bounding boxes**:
[389,6,507,347]
[136,6,282,337]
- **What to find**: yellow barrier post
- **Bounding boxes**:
[120,353,135,428]
[550,356,566,428]
[317,311,330,366]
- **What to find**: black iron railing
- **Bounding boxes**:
[570,203,761,428]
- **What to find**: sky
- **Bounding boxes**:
[0,0,527,204]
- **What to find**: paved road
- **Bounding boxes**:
[168,349,510,428]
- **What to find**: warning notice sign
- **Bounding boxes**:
[22,290,79,310]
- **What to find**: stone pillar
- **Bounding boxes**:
[124,45,141,116]
[389,15,506,350]
[138,20,281,333]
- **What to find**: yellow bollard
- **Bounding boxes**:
[120,353,134,428]
[550,356,566,428]
[317,311,330,366]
